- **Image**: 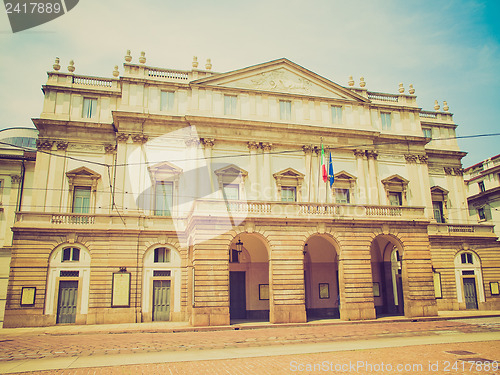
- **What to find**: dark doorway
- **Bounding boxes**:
[153,280,171,321]
[463,278,478,309]
[229,271,246,319]
[57,281,78,324]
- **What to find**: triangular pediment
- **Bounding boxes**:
[431,185,449,194]
[66,166,100,179]
[382,174,409,185]
[273,167,305,179]
[192,58,368,102]
[148,161,182,175]
[334,170,357,181]
[214,164,248,177]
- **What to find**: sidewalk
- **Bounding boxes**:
[0,313,498,374]
[1,309,499,337]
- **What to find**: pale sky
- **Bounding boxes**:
[0,0,498,166]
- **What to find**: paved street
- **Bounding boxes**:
[0,316,499,374]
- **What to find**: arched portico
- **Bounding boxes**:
[303,234,340,320]
[228,232,270,322]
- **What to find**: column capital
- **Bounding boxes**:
[185,137,200,147]
[10,175,22,184]
[261,142,272,152]
[248,141,259,151]
[116,133,130,143]
[418,155,428,164]
[366,150,378,160]
[36,139,54,150]
[302,145,313,154]
[104,144,117,153]
[404,154,418,163]
[200,138,215,148]
[444,167,453,175]
[353,149,366,158]
[132,133,148,144]
[56,141,68,151]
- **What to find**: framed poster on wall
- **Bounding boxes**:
[112,272,130,307]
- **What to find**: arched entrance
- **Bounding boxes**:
[454,251,485,309]
[370,235,404,316]
[45,243,91,324]
[142,244,182,322]
[303,235,339,320]
[228,233,269,322]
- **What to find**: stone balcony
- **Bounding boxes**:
[428,223,496,237]
[13,202,495,238]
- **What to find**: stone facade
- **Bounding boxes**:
[3,54,500,328]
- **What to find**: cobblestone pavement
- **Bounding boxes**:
[11,341,500,375]
[0,319,498,362]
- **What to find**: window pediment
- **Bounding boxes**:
[149,161,182,182]
[431,186,449,201]
[381,174,409,192]
[273,168,304,186]
[214,164,248,179]
[66,166,101,189]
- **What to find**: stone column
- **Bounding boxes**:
[418,155,433,218]
[115,133,129,211]
[201,138,215,194]
[46,141,68,213]
[104,143,117,214]
[453,167,468,222]
[354,149,367,204]
[404,154,419,205]
[248,141,259,200]
[303,145,313,202]
[32,139,54,212]
[366,151,379,205]
[261,143,272,201]
[130,133,148,213]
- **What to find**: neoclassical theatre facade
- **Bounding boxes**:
[4,53,500,327]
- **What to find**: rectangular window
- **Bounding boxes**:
[279,100,291,120]
[478,181,485,192]
[160,91,175,111]
[224,95,237,115]
[62,247,80,262]
[433,201,445,223]
[461,253,473,264]
[223,183,239,200]
[82,98,97,119]
[72,187,91,213]
[388,191,402,206]
[331,106,342,124]
[477,207,486,221]
[155,181,173,216]
[381,112,392,130]
[423,128,432,138]
[335,188,350,204]
[154,247,170,263]
[281,186,296,202]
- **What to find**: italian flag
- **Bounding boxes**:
[321,144,327,183]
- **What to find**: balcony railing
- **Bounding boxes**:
[367,91,399,102]
[428,223,495,235]
[194,200,426,220]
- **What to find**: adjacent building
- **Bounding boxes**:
[0,128,37,327]
[465,154,500,236]
[3,53,500,328]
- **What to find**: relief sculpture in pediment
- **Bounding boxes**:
[248,69,313,94]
